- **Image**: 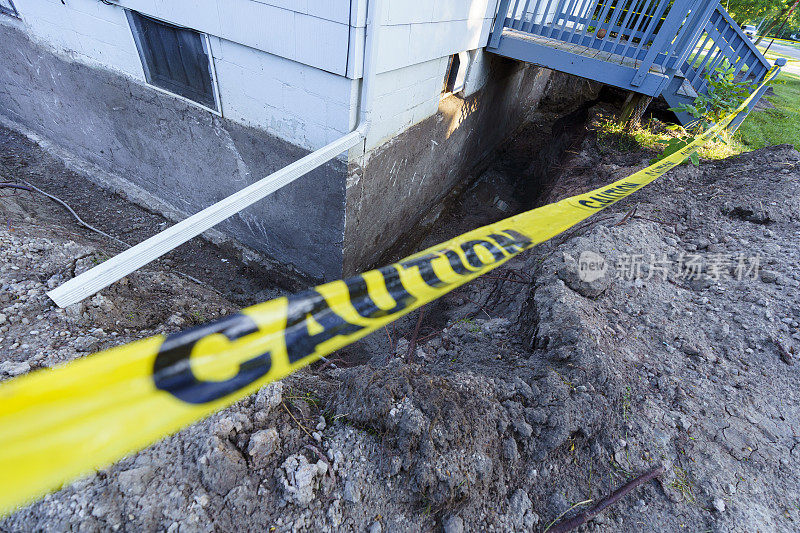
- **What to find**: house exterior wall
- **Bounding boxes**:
[11,0,358,152]
[2,0,508,162]
[362,0,501,150]
[0,0,599,285]
[0,15,349,282]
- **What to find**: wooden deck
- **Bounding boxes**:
[492,27,670,97]
[503,29,663,72]
[487,0,774,126]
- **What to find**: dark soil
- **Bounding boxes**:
[3,104,800,533]
[0,124,296,308]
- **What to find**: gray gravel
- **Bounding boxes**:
[2,120,800,531]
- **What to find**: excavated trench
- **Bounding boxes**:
[336,96,600,365]
[0,86,603,366]
[0,89,600,371]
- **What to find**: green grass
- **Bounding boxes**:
[736,72,800,151]
[594,116,743,161]
[595,71,800,157]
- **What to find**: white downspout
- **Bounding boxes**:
[48,0,385,308]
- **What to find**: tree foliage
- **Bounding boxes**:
[724,0,800,39]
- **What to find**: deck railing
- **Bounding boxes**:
[677,4,771,95]
[489,0,772,99]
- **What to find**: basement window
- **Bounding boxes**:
[442,52,470,96]
[127,11,219,111]
[0,0,18,17]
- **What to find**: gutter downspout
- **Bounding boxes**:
[48,0,385,308]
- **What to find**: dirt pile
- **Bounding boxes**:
[1,120,800,531]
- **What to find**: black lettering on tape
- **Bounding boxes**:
[285,290,362,364]
[489,230,533,253]
[345,266,417,319]
[440,249,471,275]
[400,253,446,288]
[154,314,267,404]
[460,239,507,269]
[379,265,419,310]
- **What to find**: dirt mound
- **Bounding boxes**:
[2,119,800,531]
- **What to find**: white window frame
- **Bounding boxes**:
[126,10,223,116]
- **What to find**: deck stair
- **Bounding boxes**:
[487,0,778,126]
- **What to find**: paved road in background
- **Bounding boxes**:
[762,40,800,76]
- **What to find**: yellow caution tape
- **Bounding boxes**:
[0,67,781,516]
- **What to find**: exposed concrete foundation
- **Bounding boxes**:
[0,23,347,282]
[343,56,554,274]
[1,20,603,284]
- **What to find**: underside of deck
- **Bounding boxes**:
[489,29,670,96]
[486,0,775,127]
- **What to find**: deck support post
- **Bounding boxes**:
[620,93,653,131]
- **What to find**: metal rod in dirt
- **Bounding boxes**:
[548,464,666,533]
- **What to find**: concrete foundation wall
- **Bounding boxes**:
[0,22,347,281]
[343,56,553,274]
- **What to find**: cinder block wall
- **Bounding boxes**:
[0,8,351,281]
[1,0,598,284]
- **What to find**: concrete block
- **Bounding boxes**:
[152,0,222,36]
[282,84,328,126]
[326,100,352,132]
[386,0,435,25]
[410,95,440,125]
[75,34,143,77]
[376,24,410,73]
[67,9,131,45]
[214,56,284,103]
[67,0,128,23]
[22,15,84,55]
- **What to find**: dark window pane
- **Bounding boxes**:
[128,11,217,109]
